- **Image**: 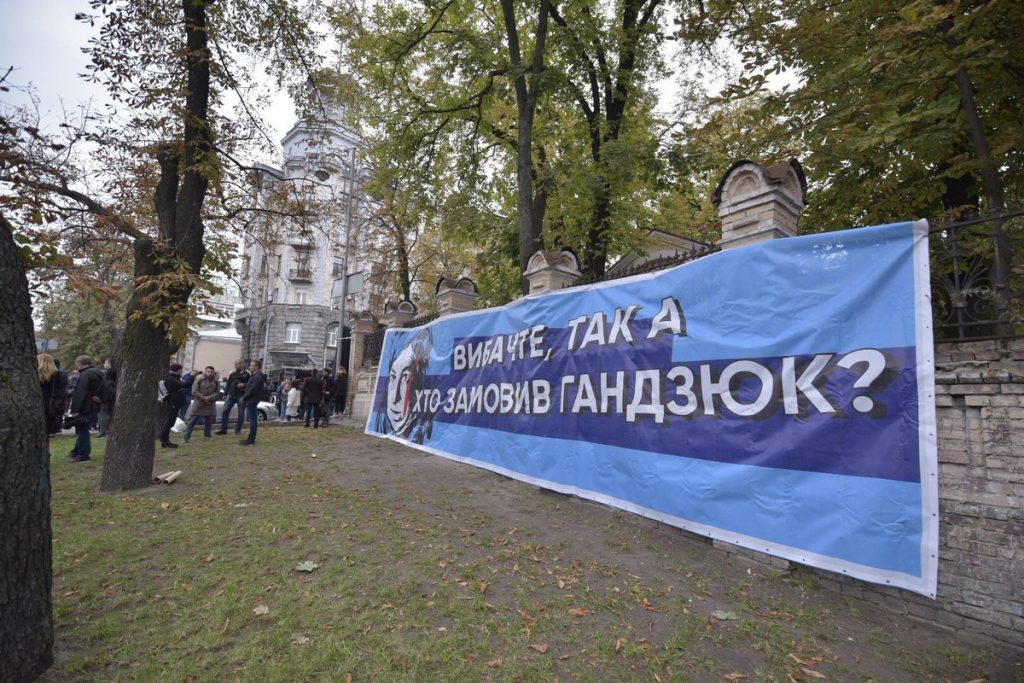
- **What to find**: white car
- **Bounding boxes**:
[183,397,279,423]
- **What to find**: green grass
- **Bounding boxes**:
[41,427,1021,682]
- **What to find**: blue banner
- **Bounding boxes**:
[366,221,939,596]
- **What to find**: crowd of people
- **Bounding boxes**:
[37,353,350,460]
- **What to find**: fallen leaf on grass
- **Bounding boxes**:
[204,553,216,563]
[479,582,488,594]
[641,599,662,612]
[800,668,826,679]
[569,606,592,617]
[529,643,549,654]
[788,654,823,667]
[710,610,739,621]
[291,634,310,645]
[253,604,270,615]
[344,674,352,683]
[438,561,447,568]
[519,610,536,623]
[615,637,627,652]
[295,561,319,572]
[722,674,747,681]
[487,658,502,668]
[558,578,566,589]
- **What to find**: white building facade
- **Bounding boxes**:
[235,93,371,379]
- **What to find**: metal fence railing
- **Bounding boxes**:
[361,311,440,366]
[929,208,1023,342]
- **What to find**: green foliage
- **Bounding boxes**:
[335,0,725,288]
[721,0,1024,230]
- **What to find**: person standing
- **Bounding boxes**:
[183,366,221,443]
[239,360,266,445]
[67,356,105,461]
[97,358,117,438]
[177,368,196,420]
[319,369,334,427]
[216,359,250,435]
[38,353,67,436]
[301,369,323,429]
[286,380,301,421]
[159,363,187,448]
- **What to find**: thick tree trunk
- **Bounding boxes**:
[0,214,53,681]
[100,0,211,491]
[100,239,172,491]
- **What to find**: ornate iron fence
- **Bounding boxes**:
[929,208,1023,341]
[361,312,440,366]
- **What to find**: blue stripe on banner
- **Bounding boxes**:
[368,415,923,577]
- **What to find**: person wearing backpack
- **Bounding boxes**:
[66,355,105,462]
[158,363,188,448]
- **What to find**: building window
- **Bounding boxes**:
[295,288,309,305]
[285,323,302,344]
[327,325,338,348]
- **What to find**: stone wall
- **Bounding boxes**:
[713,338,1023,646]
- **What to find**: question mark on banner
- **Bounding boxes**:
[837,349,887,414]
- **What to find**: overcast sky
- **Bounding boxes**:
[0,0,298,149]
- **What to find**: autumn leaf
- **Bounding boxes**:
[438,561,447,568]
[204,553,215,563]
[723,674,747,681]
[487,657,502,668]
[529,643,549,654]
[615,637,627,652]
[569,606,592,617]
[252,604,269,615]
[710,610,739,621]
[479,582,488,594]
[800,668,826,680]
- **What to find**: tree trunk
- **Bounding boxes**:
[100,239,172,490]
[501,0,549,294]
[0,214,54,681]
[953,64,1012,332]
[100,0,212,491]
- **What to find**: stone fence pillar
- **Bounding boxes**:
[347,310,379,422]
[712,159,806,250]
[381,300,417,328]
[523,248,581,294]
[436,277,478,316]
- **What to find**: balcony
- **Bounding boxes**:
[288,268,314,282]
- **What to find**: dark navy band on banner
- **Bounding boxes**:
[365,220,939,597]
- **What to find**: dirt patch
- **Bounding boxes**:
[319,423,1023,681]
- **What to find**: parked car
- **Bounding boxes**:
[183,397,279,423]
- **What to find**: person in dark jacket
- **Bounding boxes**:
[97,358,117,437]
[38,353,67,436]
[178,368,196,419]
[301,369,324,428]
[67,355,106,461]
[239,359,266,445]
[216,359,251,435]
[319,369,334,427]
[159,363,187,448]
